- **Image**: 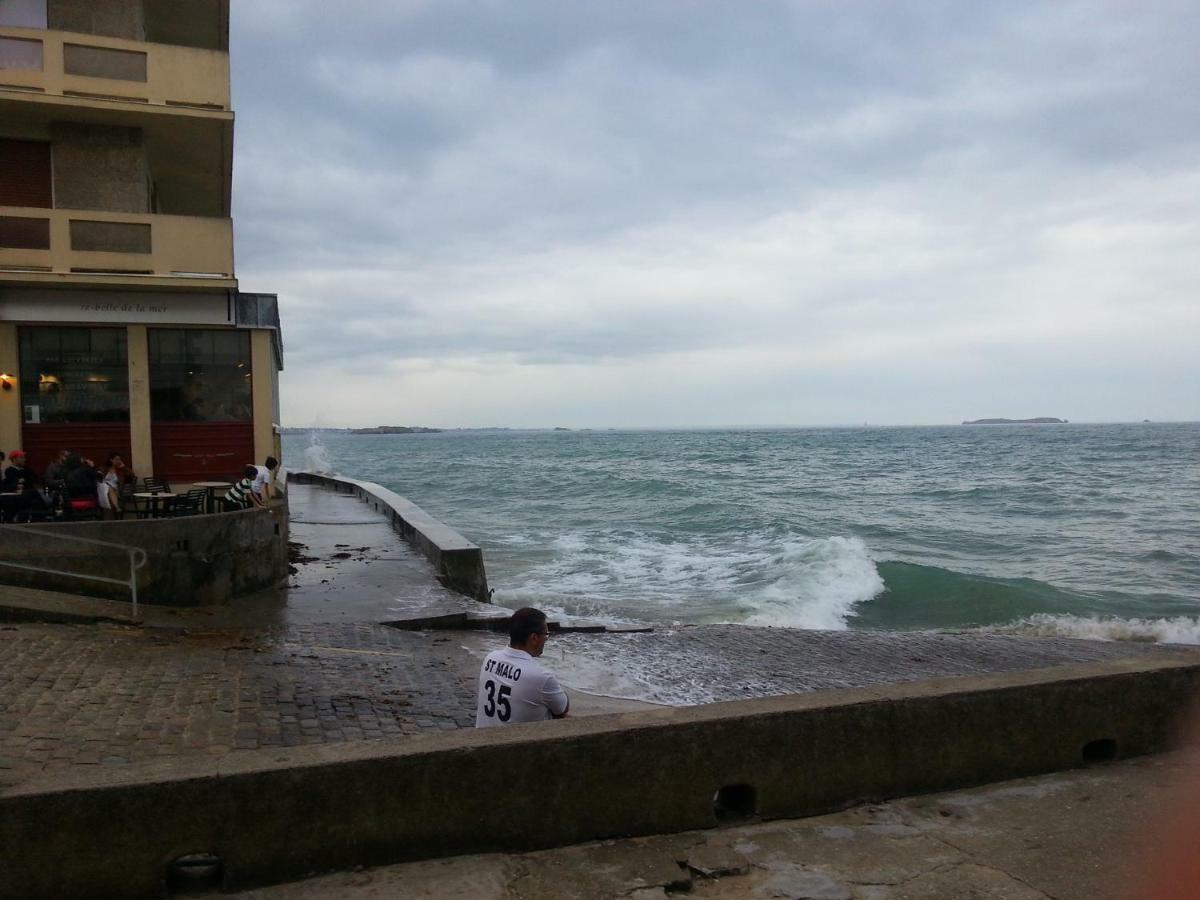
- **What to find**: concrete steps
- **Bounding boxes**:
[0,583,138,625]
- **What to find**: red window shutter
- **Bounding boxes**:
[0,139,52,208]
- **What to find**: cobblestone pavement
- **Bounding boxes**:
[4,480,1197,788]
[4,617,1186,784]
[0,621,478,781]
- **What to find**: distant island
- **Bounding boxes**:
[962,417,1068,425]
[350,425,443,434]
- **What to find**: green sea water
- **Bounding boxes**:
[284,423,1200,642]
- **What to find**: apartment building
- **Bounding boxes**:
[0,0,281,482]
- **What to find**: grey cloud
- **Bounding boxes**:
[229,1,1200,425]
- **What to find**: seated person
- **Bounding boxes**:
[62,454,101,512]
[97,454,125,519]
[2,450,49,521]
[2,449,34,493]
[223,465,259,509]
[44,448,69,488]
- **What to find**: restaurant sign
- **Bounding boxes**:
[0,289,232,325]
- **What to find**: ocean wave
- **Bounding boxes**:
[496,530,885,630]
[302,436,336,475]
[989,614,1200,645]
[854,561,1094,630]
[740,536,884,630]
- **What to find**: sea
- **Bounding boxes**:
[283,423,1200,645]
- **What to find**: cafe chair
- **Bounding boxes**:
[141,475,170,493]
[170,490,206,517]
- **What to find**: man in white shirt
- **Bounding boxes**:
[251,456,278,504]
[475,607,569,728]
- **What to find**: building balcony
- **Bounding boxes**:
[0,207,235,289]
[0,26,229,110]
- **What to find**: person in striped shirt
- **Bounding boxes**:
[223,465,260,509]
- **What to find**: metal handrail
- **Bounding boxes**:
[0,525,148,619]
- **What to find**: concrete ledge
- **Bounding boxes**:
[3,654,1199,898]
[0,584,137,625]
[0,500,289,607]
[289,471,490,602]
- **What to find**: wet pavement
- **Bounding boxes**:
[283,483,485,627]
[0,622,477,780]
[545,626,1185,706]
[1,480,1196,790]
[0,483,492,785]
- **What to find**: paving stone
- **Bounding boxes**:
[2,480,1191,790]
[0,618,480,782]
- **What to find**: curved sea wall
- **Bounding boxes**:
[288,471,490,602]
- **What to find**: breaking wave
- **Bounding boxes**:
[990,614,1200,645]
[302,433,336,475]
[496,531,885,630]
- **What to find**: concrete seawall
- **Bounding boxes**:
[0,502,288,607]
[4,654,1198,898]
[288,471,490,602]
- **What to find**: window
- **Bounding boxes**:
[0,36,42,71]
[0,0,46,28]
[19,327,130,423]
[0,139,52,208]
[149,329,252,422]
[63,44,147,82]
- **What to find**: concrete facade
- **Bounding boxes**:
[48,0,146,43]
[2,654,1198,898]
[0,0,283,481]
[0,323,20,452]
[51,122,150,214]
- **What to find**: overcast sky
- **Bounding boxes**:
[230,1,1199,429]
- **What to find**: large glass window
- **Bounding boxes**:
[19,327,129,423]
[149,329,252,422]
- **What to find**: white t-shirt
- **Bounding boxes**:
[251,465,272,495]
[475,647,568,728]
[97,471,119,510]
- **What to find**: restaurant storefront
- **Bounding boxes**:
[149,327,254,481]
[0,288,282,483]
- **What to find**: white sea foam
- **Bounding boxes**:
[991,614,1200,645]
[740,536,885,630]
[496,529,885,630]
[552,533,588,553]
[302,434,336,475]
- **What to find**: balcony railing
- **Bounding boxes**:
[0,207,233,281]
[0,26,229,110]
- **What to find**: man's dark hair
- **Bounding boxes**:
[509,607,547,646]
[243,464,258,479]
[265,456,279,470]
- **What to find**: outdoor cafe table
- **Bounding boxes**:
[133,491,177,519]
[192,482,232,514]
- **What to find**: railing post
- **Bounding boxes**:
[129,548,139,620]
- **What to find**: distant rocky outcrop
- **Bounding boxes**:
[350,426,443,434]
[962,417,1068,425]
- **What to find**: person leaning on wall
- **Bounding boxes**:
[223,465,258,510]
[251,456,278,505]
